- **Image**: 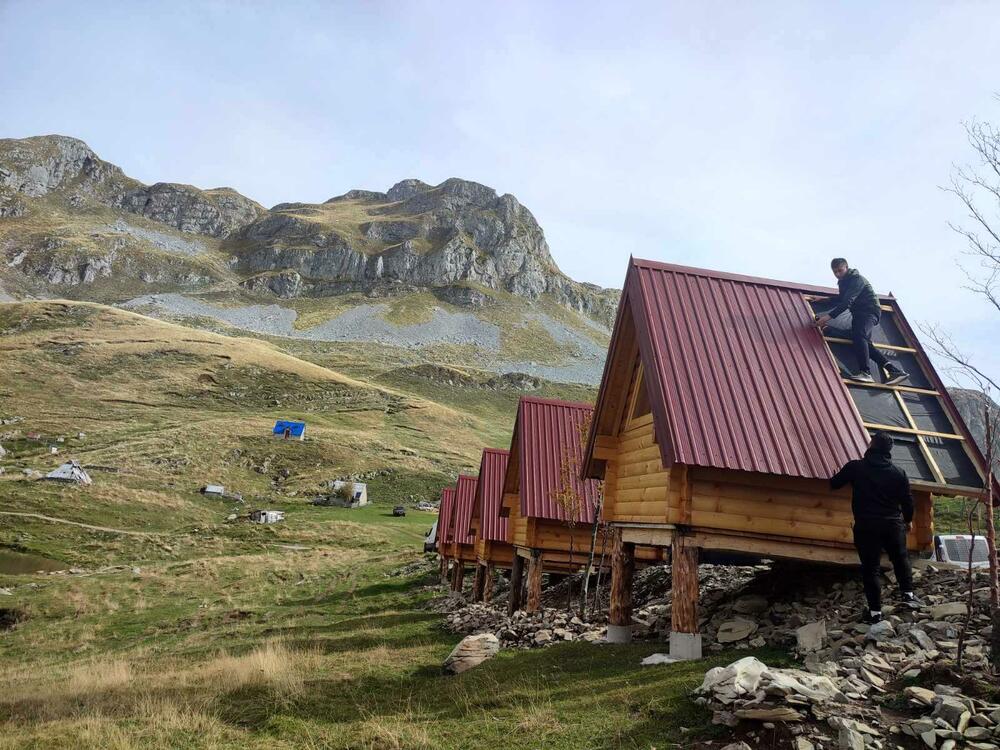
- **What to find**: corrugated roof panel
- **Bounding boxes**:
[627,258,870,480]
[453,475,477,546]
[516,397,602,522]
[437,487,456,549]
[475,448,510,542]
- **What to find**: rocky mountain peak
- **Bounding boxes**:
[0,135,619,326]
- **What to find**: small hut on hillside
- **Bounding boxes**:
[501,397,607,614]
[447,474,479,592]
[272,420,306,441]
[436,486,456,580]
[468,448,514,602]
[318,480,369,508]
[583,257,992,658]
[44,461,92,485]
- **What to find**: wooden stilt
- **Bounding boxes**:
[508,555,525,614]
[670,533,702,659]
[526,551,543,613]
[452,563,466,593]
[439,558,448,584]
[608,528,635,643]
[483,563,495,603]
[472,563,486,602]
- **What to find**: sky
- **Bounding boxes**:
[1,1,998,387]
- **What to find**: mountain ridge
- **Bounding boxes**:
[0,134,619,326]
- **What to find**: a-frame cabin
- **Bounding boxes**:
[583,257,992,658]
[436,486,456,584]
[468,448,514,603]
[448,474,479,592]
[501,396,607,614]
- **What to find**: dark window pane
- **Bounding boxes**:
[879,351,933,389]
[924,436,983,488]
[901,393,954,434]
[827,341,856,376]
[848,386,909,428]
[871,311,908,347]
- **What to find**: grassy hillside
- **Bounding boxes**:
[0,301,739,749]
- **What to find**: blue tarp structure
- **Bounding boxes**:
[273,420,306,439]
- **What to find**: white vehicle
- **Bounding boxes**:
[934,534,990,568]
[423,520,438,553]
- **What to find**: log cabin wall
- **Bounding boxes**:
[600,359,935,556]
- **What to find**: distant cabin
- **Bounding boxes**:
[250,509,285,524]
[200,485,225,497]
[317,480,369,508]
[44,461,92,485]
[272,420,306,441]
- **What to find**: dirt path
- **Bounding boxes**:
[0,511,158,537]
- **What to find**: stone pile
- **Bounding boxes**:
[444,602,606,648]
[893,685,1000,749]
[695,656,891,749]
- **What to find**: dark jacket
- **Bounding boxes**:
[830,448,914,524]
[829,268,881,320]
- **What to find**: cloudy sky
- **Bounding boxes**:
[2,1,998,385]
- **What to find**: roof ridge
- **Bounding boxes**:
[519,395,595,410]
[630,256,894,300]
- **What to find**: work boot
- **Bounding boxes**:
[862,610,883,624]
[848,371,875,383]
[901,591,924,608]
[883,364,910,386]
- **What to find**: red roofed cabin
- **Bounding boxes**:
[501,397,609,615]
[447,475,480,593]
[583,258,991,659]
[468,448,514,603]
[436,486,456,584]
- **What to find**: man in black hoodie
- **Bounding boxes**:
[831,431,923,623]
[815,258,909,385]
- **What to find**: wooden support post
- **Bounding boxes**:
[526,551,543,613]
[439,558,448,584]
[483,563,495,603]
[472,563,486,602]
[608,528,635,643]
[669,533,702,660]
[508,555,525,614]
[452,563,465,593]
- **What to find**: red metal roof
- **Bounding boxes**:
[453,474,477,546]
[507,396,602,523]
[472,448,510,542]
[587,257,871,480]
[437,487,455,551]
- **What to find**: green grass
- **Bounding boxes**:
[0,299,772,749]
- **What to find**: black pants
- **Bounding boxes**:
[852,312,889,374]
[853,518,912,611]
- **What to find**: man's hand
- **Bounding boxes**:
[815,314,832,328]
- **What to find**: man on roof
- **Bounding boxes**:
[814,258,909,385]
[831,431,924,623]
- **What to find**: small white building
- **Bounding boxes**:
[44,461,92,485]
[250,509,285,524]
[200,484,225,497]
[321,480,369,508]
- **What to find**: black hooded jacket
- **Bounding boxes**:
[829,268,881,320]
[830,448,914,524]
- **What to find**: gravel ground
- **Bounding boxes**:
[108,220,206,256]
[120,293,607,385]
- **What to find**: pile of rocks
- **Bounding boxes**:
[695,656,893,749]
[894,685,1000,749]
[444,602,606,647]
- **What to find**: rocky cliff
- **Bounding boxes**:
[950,388,1000,476]
[0,135,618,325]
